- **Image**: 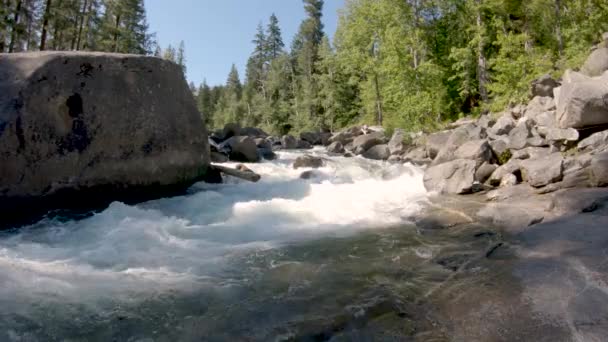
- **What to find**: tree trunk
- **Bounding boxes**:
[475,0,489,102]
[51,0,63,50]
[8,0,23,53]
[81,0,94,50]
[554,0,563,57]
[75,0,88,50]
[39,0,52,50]
[112,13,120,52]
[373,73,383,125]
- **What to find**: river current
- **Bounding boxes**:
[0,148,498,341]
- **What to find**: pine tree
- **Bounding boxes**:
[176,40,186,74]
[266,13,284,59]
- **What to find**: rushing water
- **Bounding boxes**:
[0,148,502,341]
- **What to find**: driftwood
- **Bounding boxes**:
[210,164,261,183]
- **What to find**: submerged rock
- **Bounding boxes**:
[293,155,324,169]
[327,141,345,154]
[281,135,298,149]
[362,144,390,160]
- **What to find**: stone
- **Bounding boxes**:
[210,152,229,163]
[590,152,608,186]
[525,96,556,119]
[223,136,260,163]
[489,115,515,136]
[454,139,493,165]
[362,144,390,160]
[508,120,532,150]
[423,159,477,194]
[300,131,322,145]
[258,148,277,160]
[578,130,608,152]
[475,162,497,183]
[533,111,557,128]
[0,52,209,226]
[545,127,579,142]
[320,132,332,146]
[222,122,241,140]
[500,173,519,187]
[531,74,559,98]
[328,131,354,146]
[556,73,608,128]
[425,130,452,159]
[297,139,313,149]
[351,131,386,155]
[300,170,321,180]
[293,155,324,169]
[520,153,564,187]
[489,139,509,162]
[433,124,484,165]
[404,146,428,161]
[581,48,608,77]
[327,141,345,154]
[253,138,272,150]
[562,69,591,84]
[488,159,522,186]
[387,155,403,163]
[477,115,496,129]
[281,135,298,149]
[388,129,406,155]
[526,136,548,148]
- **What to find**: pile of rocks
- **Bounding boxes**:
[417,41,608,194]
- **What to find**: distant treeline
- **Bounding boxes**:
[193,0,608,135]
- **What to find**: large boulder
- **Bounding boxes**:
[508,120,533,150]
[222,123,241,140]
[328,131,354,145]
[240,127,268,138]
[0,52,209,226]
[423,159,476,194]
[281,135,298,149]
[433,124,484,165]
[590,152,608,186]
[578,130,608,152]
[362,144,390,160]
[293,155,324,169]
[530,74,559,98]
[520,153,564,188]
[300,131,322,145]
[352,131,386,154]
[388,129,406,155]
[454,139,493,165]
[327,141,345,154]
[489,115,515,136]
[581,48,608,77]
[556,73,608,128]
[223,136,260,162]
[297,139,313,149]
[425,130,451,159]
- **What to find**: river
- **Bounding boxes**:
[0,148,503,341]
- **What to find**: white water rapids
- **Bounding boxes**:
[0,148,429,339]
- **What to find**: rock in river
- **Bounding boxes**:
[0,52,209,227]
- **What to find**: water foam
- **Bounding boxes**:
[0,148,427,304]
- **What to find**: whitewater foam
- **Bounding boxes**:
[0,148,427,305]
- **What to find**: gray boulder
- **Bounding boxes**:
[545,127,579,142]
[531,74,559,98]
[533,111,557,128]
[556,73,608,128]
[362,144,390,160]
[281,135,298,149]
[258,148,277,160]
[293,155,324,169]
[488,159,522,186]
[489,139,510,162]
[222,123,241,140]
[525,96,556,119]
[454,139,493,165]
[0,52,209,226]
[508,120,533,150]
[253,138,272,150]
[327,141,345,154]
[404,146,428,162]
[520,153,564,187]
[590,152,608,186]
[433,124,483,165]
[297,139,313,149]
[423,159,476,194]
[500,173,519,187]
[578,130,608,152]
[581,48,608,77]
[425,130,451,159]
[489,115,515,136]
[224,136,260,162]
[300,131,321,145]
[328,131,354,146]
[475,162,497,183]
[388,129,406,155]
[352,131,386,155]
[320,132,332,146]
[240,127,268,138]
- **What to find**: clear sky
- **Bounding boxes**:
[144,0,345,87]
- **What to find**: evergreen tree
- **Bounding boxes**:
[176,40,186,74]
[266,13,284,59]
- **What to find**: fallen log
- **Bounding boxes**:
[210,164,261,183]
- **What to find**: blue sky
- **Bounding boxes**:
[144,0,345,87]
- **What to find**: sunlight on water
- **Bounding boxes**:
[0,148,428,335]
